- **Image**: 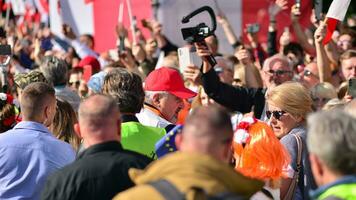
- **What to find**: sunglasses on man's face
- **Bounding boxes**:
[69,81,80,87]
[266,110,286,120]
[264,69,292,76]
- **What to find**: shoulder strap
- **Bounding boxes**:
[149,179,185,200]
[260,188,274,199]
[293,134,303,174]
[283,134,303,200]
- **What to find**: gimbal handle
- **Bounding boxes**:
[181,6,216,33]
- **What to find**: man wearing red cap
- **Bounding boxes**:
[137,67,196,131]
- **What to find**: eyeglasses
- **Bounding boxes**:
[69,81,80,87]
[312,97,330,103]
[264,70,292,76]
[266,110,286,120]
[303,70,318,78]
[337,40,351,46]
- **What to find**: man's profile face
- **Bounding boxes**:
[216,59,234,85]
[341,57,356,80]
[158,93,184,124]
[337,34,352,53]
[80,35,94,49]
[262,59,293,88]
[300,62,319,88]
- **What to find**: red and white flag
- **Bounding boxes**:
[49,0,151,53]
[322,0,351,45]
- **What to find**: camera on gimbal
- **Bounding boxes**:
[181,23,213,43]
[181,6,217,66]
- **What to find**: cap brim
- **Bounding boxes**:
[169,88,197,99]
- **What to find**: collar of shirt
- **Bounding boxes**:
[77,141,123,160]
[144,103,166,119]
[309,175,356,199]
[121,114,139,123]
[13,121,52,136]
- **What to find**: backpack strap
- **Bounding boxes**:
[150,179,245,200]
[149,179,185,200]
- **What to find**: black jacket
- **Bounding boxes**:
[41,141,152,200]
[201,68,266,119]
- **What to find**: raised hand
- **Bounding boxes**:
[269,0,288,18]
[235,48,252,65]
[279,28,291,46]
[62,24,76,40]
[314,22,327,44]
[290,4,301,22]
[183,65,202,85]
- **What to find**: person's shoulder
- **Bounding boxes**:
[280,133,298,147]
[41,162,81,199]
[44,135,76,154]
[118,149,153,164]
[0,129,15,141]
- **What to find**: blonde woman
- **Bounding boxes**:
[50,99,81,151]
[266,82,316,200]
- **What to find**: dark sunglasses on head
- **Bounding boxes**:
[266,110,286,120]
[265,69,292,76]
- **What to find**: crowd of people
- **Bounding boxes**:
[0,0,355,199]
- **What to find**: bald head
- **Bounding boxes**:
[177,106,233,162]
[77,94,121,147]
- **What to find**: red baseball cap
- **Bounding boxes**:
[77,56,101,72]
[144,67,196,99]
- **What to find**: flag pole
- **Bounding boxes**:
[5,3,11,29]
[118,1,124,24]
[125,0,137,44]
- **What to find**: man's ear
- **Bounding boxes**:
[152,93,161,107]
[42,106,50,126]
[309,153,324,178]
[74,123,82,139]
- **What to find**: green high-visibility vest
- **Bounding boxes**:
[121,121,166,160]
[318,183,356,200]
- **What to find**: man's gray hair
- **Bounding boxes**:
[144,91,169,104]
[263,54,293,71]
[40,56,68,86]
[307,110,356,175]
[102,68,145,113]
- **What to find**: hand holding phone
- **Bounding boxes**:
[246,24,260,34]
[178,47,200,73]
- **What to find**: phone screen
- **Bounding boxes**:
[349,78,356,98]
[0,45,11,56]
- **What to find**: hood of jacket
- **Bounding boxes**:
[128,152,263,197]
